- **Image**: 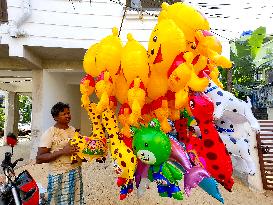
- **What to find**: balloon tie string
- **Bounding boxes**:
[119,6,127,37]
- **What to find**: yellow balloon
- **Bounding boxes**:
[102,108,136,180]
[146,71,169,101]
[96,27,123,77]
[114,72,129,104]
[194,30,232,68]
[83,43,100,77]
[148,12,186,75]
[127,78,146,126]
[95,71,114,113]
[160,2,210,43]
[121,33,150,86]
[147,12,186,101]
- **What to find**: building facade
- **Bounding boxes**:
[0,0,235,157]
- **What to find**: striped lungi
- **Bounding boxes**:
[47,167,84,205]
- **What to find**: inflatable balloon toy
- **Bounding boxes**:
[188,91,234,191]
[95,71,114,113]
[170,137,224,203]
[70,75,108,163]
[148,11,209,112]
[83,27,122,80]
[205,63,224,89]
[92,27,125,112]
[80,74,95,107]
[204,79,260,132]
[121,33,150,87]
[121,34,150,126]
[193,30,232,69]
[160,2,210,44]
[134,159,151,197]
[83,43,100,77]
[114,67,129,105]
[70,103,107,163]
[185,30,232,89]
[127,78,147,126]
[147,12,186,102]
[151,99,171,133]
[95,27,123,79]
[173,114,225,203]
[132,119,184,200]
[118,103,132,137]
[166,119,222,200]
[159,2,229,87]
[215,118,256,175]
[101,108,137,200]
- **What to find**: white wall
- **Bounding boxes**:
[1,0,157,49]
[80,107,91,136]
[67,84,81,129]
[0,0,236,59]
[42,71,82,131]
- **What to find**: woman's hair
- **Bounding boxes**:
[51,102,70,118]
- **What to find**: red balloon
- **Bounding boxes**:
[80,74,95,87]
[186,92,234,191]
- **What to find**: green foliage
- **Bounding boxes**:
[248,27,266,58]
[0,94,32,129]
[0,108,4,129]
[220,26,270,98]
[19,95,32,124]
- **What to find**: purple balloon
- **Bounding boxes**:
[169,138,192,171]
[135,159,149,188]
[169,138,210,196]
[184,166,210,196]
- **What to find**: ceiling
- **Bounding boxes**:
[25,46,86,61]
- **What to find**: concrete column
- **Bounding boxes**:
[30,70,43,160]
[13,93,20,137]
[4,91,19,140]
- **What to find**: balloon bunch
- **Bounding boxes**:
[70,1,260,203]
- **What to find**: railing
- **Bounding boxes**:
[256,120,273,190]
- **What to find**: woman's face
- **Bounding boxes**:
[55,108,71,124]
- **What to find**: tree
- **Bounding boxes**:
[0,108,4,129]
[18,94,32,124]
[220,26,271,99]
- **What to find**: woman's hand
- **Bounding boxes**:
[62,143,79,156]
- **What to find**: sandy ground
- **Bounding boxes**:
[1,139,273,205]
[0,137,31,173]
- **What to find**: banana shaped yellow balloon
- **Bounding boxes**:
[127,77,146,126]
[121,33,150,87]
[80,74,95,107]
[194,30,232,68]
[95,71,114,113]
[83,43,100,77]
[96,27,123,78]
[160,2,210,43]
[102,108,137,180]
[147,11,186,101]
[70,103,107,163]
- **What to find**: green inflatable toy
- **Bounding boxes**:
[132,119,184,200]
